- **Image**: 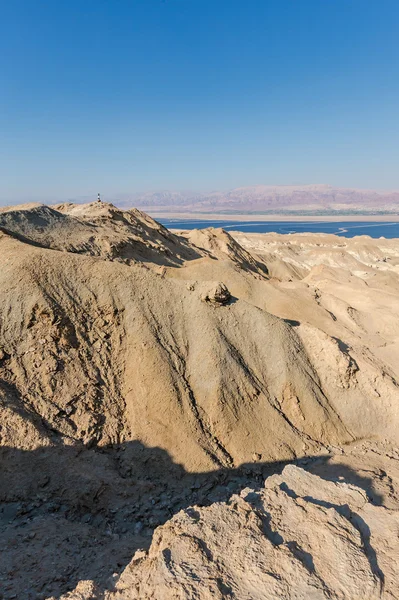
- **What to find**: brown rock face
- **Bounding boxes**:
[58,449,399,599]
[200,282,231,305]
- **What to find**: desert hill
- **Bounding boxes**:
[0,201,357,468]
[0,202,399,598]
[0,202,200,266]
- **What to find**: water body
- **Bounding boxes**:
[159,219,399,239]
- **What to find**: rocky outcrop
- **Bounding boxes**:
[0,202,202,267]
[200,282,231,305]
[55,460,399,599]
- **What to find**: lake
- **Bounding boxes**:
[159,219,399,239]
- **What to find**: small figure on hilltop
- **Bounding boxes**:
[97,192,101,203]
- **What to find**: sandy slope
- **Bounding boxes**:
[0,203,398,598]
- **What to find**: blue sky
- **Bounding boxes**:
[1,0,398,203]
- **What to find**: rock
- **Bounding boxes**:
[98,465,398,600]
[200,282,231,305]
[134,522,143,534]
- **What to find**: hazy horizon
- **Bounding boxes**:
[3,182,399,209]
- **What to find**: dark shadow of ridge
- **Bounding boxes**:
[0,440,384,600]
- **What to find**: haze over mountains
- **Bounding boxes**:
[112,184,399,215]
[4,184,399,216]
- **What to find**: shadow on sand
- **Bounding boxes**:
[0,440,383,599]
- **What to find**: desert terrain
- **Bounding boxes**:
[0,202,399,599]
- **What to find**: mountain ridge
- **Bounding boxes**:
[4,184,399,214]
[64,184,399,215]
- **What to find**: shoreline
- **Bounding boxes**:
[148,212,399,223]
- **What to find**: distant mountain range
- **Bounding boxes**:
[110,184,399,215]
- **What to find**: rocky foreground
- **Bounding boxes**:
[0,202,399,599]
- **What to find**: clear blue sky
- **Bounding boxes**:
[1,0,398,203]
